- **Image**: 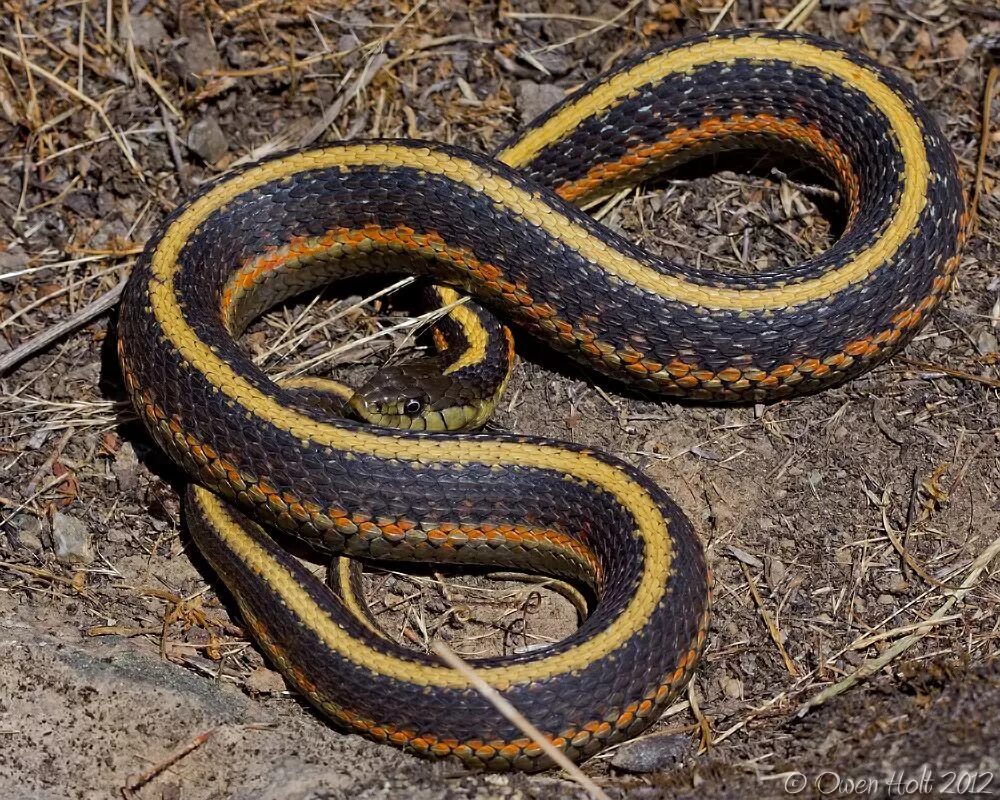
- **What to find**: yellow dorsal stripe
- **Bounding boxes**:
[433,286,491,375]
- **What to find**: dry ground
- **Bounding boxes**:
[1,1,999,799]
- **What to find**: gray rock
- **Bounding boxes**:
[0,246,29,274]
[0,625,416,798]
[129,13,167,51]
[111,442,140,491]
[180,29,222,77]
[51,512,93,566]
[513,80,565,125]
[12,513,45,553]
[976,329,998,356]
[766,557,786,588]
[187,117,228,163]
[611,732,692,773]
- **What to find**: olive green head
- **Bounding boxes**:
[348,359,492,432]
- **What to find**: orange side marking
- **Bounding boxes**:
[555,113,860,217]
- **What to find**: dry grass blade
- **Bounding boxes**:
[531,0,643,54]
[254,277,415,366]
[739,561,799,677]
[970,46,998,230]
[0,43,143,180]
[796,533,1000,717]
[708,0,737,32]
[234,52,388,164]
[273,289,467,380]
[430,640,611,800]
[776,0,820,31]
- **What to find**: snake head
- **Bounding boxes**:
[348,358,485,432]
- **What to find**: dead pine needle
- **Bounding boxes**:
[122,726,218,797]
[122,723,274,797]
[739,561,799,677]
[970,44,998,230]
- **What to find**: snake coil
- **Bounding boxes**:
[118,29,965,770]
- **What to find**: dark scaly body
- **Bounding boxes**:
[117,30,965,770]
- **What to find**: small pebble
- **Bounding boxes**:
[610,733,691,774]
[13,513,45,552]
[513,80,564,125]
[180,29,222,77]
[112,442,141,491]
[188,118,228,163]
[721,675,743,699]
[51,512,93,566]
[246,666,287,694]
[129,13,167,50]
[976,329,998,356]
[0,246,29,271]
[728,545,762,569]
[766,557,786,588]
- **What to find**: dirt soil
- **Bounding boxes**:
[2,1,999,799]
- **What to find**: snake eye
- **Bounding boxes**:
[403,398,424,416]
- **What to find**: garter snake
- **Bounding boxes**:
[117,29,966,771]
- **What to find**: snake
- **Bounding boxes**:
[117,29,966,771]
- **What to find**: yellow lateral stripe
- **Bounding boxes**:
[150,40,925,315]
[433,286,491,375]
[196,486,666,688]
[334,556,385,639]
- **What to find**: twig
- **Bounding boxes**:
[971,47,998,230]
[899,357,1000,389]
[687,680,712,752]
[880,493,962,592]
[776,0,820,31]
[430,640,611,800]
[0,277,126,377]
